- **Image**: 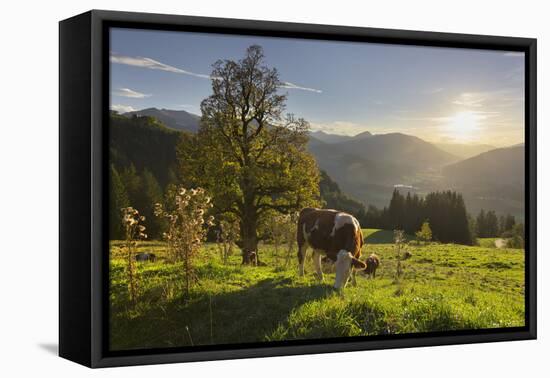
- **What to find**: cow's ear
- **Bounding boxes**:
[352,258,366,270]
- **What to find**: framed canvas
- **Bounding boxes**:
[59,10,537,368]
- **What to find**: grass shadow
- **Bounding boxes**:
[364,230,395,244]
[110,276,335,351]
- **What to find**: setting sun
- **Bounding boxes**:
[445,111,482,141]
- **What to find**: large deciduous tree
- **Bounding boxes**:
[178,45,320,264]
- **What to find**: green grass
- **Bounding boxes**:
[478,238,499,248]
[109,235,525,351]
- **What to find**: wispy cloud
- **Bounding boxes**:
[367,100,385,106]
[111,52,322,94]
[392,115,450,123]
[113,87,151,98]
[503,52,524,57]
[111,104,136,113]
[451,89,523,109]
[279,81,323,93]
[310,121,367,135]
[422,87,444,95]
[110,53,212,79]
[395,111,499,123]
[452,92,485,107]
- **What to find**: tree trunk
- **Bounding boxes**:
[240,212,259,265]
[240,164,260,265]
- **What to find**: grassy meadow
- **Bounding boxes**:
[109,229,525,351]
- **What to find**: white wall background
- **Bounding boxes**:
[0,0,546,376]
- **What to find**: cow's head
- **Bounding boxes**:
[334,250,366,289]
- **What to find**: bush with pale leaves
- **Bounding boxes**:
[154,187,214,299]
[216,219,240,265]
[121,206,147,304]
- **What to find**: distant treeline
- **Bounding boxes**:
[359,190,521,245]
[475,209,516,238]
[320,175,475,244]
[365,189,474,245]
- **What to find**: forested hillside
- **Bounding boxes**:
[319,170,368,223]
[108,113,369,238]
[110,112,181,188]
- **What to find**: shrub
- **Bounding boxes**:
[503,223,525,249]
[154,187,214,300]
[216,218,240,265]
[415,221,433,244]
[121,207,147,304]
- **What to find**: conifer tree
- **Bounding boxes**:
[109,165,129,239]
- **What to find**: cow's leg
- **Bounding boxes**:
[313,250,324,282]
[298,242,307,277]
[351,268,357,287]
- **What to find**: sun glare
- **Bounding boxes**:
[445,111,481,141]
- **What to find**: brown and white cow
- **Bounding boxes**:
[297,208,366,289]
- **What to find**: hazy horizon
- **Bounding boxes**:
[110,28,525,147]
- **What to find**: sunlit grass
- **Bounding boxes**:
[109,239,525,350]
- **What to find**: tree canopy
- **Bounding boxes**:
[177,45,320,262]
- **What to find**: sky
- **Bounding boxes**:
[110,28,525,147]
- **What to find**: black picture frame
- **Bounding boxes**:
[59,9,537,368]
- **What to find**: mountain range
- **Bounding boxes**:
[310,130,370,144]
[118,107,525,218]
[442,145,525,217]
[435,142,496,159]
[123,108,201,133]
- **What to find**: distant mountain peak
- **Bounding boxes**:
[354,130,373,139]
[309,130,353,144]
[123,107,200,133]
[310,129,373,144]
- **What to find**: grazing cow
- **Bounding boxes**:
[364,253,380,278]
[135,252,156,262]
[297,208,366,289]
